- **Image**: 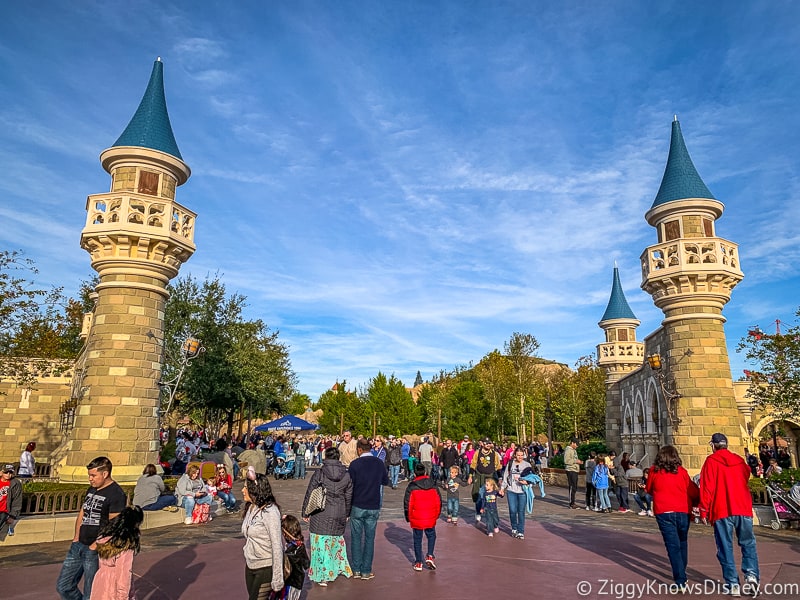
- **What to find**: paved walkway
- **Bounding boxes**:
[2,472,799,599]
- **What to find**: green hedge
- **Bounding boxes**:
[549,441,611,470]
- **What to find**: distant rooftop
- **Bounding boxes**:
[600,266,637,321]
[652,118,714,208]
[113,58,183,160]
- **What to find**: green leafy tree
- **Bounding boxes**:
[0,251,87,388]
[474,350,515,440]
[504,332,541,442]
[286,392,313,415]
[315,380,361,434]
[443,378,490,440]
[360,372,419,437]
[738,313,800,422]
[162,274,295,440]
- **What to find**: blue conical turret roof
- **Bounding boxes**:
[113,58,182,160]
[651,118,714,208]
[601,267,637,321]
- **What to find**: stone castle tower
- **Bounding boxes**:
[58,58,196,482]
[597,266,645,447]
[600,118,744,472]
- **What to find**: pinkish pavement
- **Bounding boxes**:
[2,475,799,599]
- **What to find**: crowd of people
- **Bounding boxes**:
[9,426,766,599]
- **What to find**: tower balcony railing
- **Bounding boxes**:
[83,193,196,243]
[640,237,742,280]
[597,341,644,362]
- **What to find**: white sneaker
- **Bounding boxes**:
[488,532,493,537]
[476,515,481,522]
[743,574,759,597]
[184,517,192,525]
[729,583,741,597]
[647,510,654,517]
[585,506,592,511]
[511,529,517,536]
[638,510,648,516]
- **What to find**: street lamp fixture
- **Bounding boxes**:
[152,331,204,417]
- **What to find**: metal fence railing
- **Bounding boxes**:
[21,489,134,516]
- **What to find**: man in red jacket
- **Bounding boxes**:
[699,433,760,597]
[403,462,442,572]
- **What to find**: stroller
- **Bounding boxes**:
[761,482,800,529]
[273,455,295,480]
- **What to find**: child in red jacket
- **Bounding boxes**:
[403,462,442,572]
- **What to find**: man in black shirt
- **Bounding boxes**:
[56,456,127,600]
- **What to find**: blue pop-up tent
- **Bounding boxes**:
[253,414,319,432]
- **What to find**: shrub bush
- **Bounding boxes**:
[766,468,800,490]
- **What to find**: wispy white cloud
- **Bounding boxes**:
[2,3,799,396]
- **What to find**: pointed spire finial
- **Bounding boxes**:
[651,118,714,207]
[112,59,183,160]
[157,56,162,62]
[600,266,637,322]
[673,114,678,122]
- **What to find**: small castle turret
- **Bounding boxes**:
[598,266,644,383]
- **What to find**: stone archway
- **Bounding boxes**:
[752,417,800,469]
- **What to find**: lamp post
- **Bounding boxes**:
[153,331,204,418]
[544,394,554,451]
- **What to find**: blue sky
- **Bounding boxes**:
[2,2,799,399]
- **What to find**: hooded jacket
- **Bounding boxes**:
[403,475,442,529]
[699,448,752,523]
[303,459,352,536]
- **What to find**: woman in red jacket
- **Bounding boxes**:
[646,445,700,590]
[403,463,442,572]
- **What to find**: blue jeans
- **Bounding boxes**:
[507,491,526,533]
[182,494,212,518]
[713,516,760,585]
[447,497,460,519]
[349,507,380,574]
[655,512,690,585]
[412,527,436,563]
[483,506,499,531]
[217,490,236,509]
[294,457,306,479]
[634,493,653,512]
[389,464,400,487]
[56,541,99,600]
[142,495,177,511]
[597,487,611,509]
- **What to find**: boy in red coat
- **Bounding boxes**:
[403,462,442,572]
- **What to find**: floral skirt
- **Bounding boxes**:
[308,533,352,583]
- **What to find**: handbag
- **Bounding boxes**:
[303,478,327,517]
[191,502,210,524]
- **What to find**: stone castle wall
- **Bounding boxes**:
[0,376,70,467]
